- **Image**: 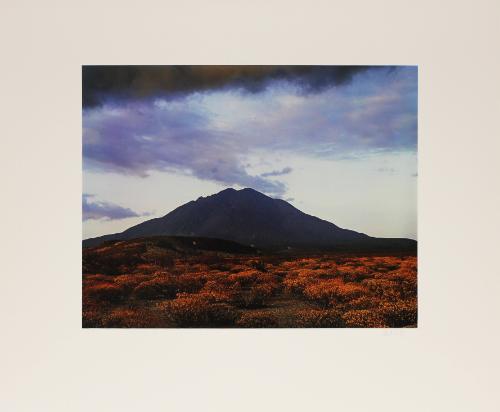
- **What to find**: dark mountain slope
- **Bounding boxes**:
[83,188,416,251]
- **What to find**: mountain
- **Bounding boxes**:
[83,188,417,251]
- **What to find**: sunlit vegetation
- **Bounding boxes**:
[83,240,417,328]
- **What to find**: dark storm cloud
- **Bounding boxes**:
[82,65,392,107]
[261,166,293,177]
[83,194,148,221]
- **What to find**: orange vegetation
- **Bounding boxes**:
[83,244,417,328]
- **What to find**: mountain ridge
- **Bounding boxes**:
[83,188,416,251]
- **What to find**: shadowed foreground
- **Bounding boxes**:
[83,237,417,328]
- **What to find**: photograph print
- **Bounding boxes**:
[82,65,417,328]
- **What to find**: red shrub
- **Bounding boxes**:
[132,273,205,300]
[304,279,366,306]
[344,295,379,310]
[283,276,314,295]
[82,309,104,327]
[84,274,112,282]
[165,293,238,327]
[133,263,161,274]
[236,311,279,328]
[197,289,237,304]
[339,266,371,282]
[342,310,385,328]
[295,309,345,328]
[234,284,274,308]
[175,274,205,293]
[379,300,417,327]
[113,274,151,293]
[99,307,171,328]
[363,278,402,301]
[132,276,179,299]
[85,283,124,303]
[227,270,260,287]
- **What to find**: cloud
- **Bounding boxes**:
[83,194,148,221]
[220,67,417,156]
[83,67,417,198]
[83,101,286,196]
[261,166,293,177]
[82,65,396,108]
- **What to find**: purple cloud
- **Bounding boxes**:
[261,167,293,177]
[226,68,417,156]
[83,194,148,221]
[83,100,286,196]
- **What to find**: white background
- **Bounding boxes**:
[1,1,499,411]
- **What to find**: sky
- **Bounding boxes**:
[83,66,417,240]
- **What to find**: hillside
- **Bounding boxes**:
[83,188,416,251]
